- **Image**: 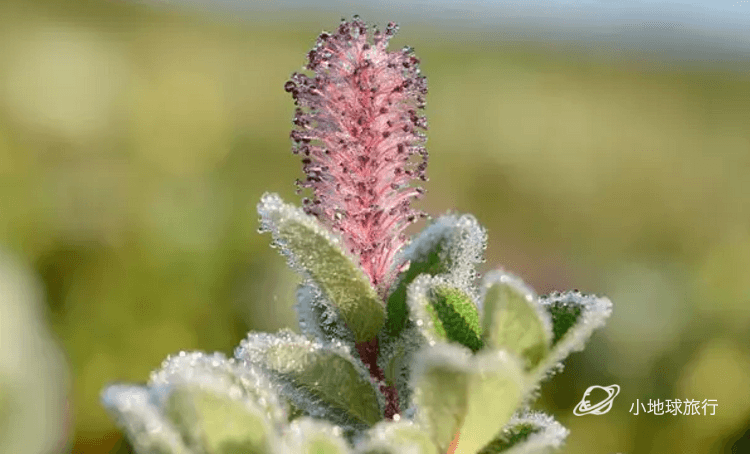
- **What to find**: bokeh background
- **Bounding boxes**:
[1,0,749,453]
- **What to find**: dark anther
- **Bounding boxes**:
[290,131,310,143]
[284,81,296,92]
[382,132,390,138]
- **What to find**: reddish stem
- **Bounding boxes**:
[355,337,400,419]
[447,431,460,454]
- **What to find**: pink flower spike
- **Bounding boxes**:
[285,17,429,296]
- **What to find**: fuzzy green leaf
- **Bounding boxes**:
[101,385,193,454]
[296,282,356,346]
[258,193,384,342]
[149,351,288,428]
[355,420,438,454]
[477,412,569,454]
[529,291,613,386]
[165,387,274,454]
[385,214,486,336]
[235,330,381,429]
[413,344,524,454]
[408,275,483,352]
[480,272,552,370]
[284,418,351,454]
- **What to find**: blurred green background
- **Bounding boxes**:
[1,0,749,453]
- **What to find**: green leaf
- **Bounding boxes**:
[383,344,406,387]
[258,193,384,342]
[407,275,483,352]
[530,291,613,386]
[284,418,351,454]
[480,272,552,370]
[356,419,438,454]
[165,386,274,454]
[413,344,524,454]
[101,385,193,454]
[296,282,355,346]
[385,214,486,337]
[149,351,288,428]
[477,412,568,454]
[236,330,382,429]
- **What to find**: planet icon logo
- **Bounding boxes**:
[573,384,620,416]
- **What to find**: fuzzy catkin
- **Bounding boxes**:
[285,17,429,295]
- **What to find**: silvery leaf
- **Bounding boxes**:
[258,193,385,342]
[529,291,613,388]
[480,271,552,370]
[477,411,569,454]
[235,330,382,430]
[385,214,486,337]
[412,344,524,454]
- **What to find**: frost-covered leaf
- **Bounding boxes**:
[283,417,351,454]
[235,330,382,430]
[407,275,483,352]
[355,419,437,454]
[412,344,524,454]
[164,386,275,454]
[477,412,568,454]
[103,352,287,454]
[480,272,552,370]
[149,351,287,428]
[530,291,613,386]
[378,275,483,412]
[385,214,486,336]
[101,385,193,454]
[258,193,385,342]
[296,282,355,346]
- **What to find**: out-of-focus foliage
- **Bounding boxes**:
[0,0,748,453]
[0,251,69,454]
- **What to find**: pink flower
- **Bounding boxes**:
[285,17,428,296]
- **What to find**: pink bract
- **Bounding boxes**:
[285,17,428,296]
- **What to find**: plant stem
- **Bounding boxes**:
[355,337,401,419]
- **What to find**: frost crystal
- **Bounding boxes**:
[285,16,429,294]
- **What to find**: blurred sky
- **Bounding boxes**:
[144,0,750,60]
[156,0,750,27]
